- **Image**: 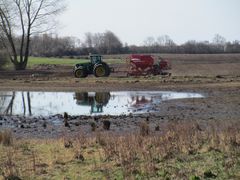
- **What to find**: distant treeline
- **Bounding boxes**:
[27,31,240,57]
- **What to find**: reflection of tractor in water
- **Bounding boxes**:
[74,55,112,78]
[74,92,111,114]
[129,95,153,108]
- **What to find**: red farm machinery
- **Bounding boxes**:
[126,54,171,76]
[73,54,171,78]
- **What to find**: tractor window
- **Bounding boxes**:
[91,56,102,64]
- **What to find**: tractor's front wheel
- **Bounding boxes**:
[94,64,108,77]
[74,68,87,78]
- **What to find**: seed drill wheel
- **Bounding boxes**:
[74,68,87,78]
[93,64,110,77]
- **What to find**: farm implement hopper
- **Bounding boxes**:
[126,54,171,76]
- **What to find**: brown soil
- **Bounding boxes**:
[0,54,240,138]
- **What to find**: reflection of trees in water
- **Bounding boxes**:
[0,92,15,115]
[4,92,15,115]
[27,92,32,116]
[0,92,7,112]
[0,92,32,116]
[21,92,32,116]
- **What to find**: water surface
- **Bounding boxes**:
[0,91,204,116]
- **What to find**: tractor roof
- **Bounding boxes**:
[90,54,102,57]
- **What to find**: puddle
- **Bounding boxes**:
[0,91,204,116]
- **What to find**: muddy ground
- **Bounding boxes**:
[0,54,240,138]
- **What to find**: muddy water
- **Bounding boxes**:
[0,91,204,116]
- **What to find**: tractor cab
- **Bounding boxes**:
[74,54,111,78]
[90,55,102,64]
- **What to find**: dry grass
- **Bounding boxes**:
[0,130,13,146]
[0,120,239,179]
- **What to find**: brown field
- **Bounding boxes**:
[0,54,240,91]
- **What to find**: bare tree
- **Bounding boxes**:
[212,34,226,52]
[0,0,65,70]
[212,34,226,46]
[144,36,156,46]
[84,32,94,48]
[103,31,123,54]
[30,33,76,57]
[157,35,176,46]
[83,31,123,54]
[92,32,104,52]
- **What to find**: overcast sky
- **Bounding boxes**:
[58,0,240,45]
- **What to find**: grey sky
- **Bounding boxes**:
[58,0,240,45]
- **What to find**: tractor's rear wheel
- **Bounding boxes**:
[102,62,110,77]
[94,64,109,77]
[75,68,87,78]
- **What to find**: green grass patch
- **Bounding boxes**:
[27,57,123,67]
[0,56,124,70]
[28,57,88,67]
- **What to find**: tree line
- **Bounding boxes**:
[28,33,240,58]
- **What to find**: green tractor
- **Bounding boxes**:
[74,55,111,78]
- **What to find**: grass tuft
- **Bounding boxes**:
[0,130,13,146]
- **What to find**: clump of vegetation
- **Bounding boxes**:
[90,122,97,131]
[63,112,70,127]
[103,120,111,130]
[0,129,13,146]
[0,120,239,179]
[139,120,150,136]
